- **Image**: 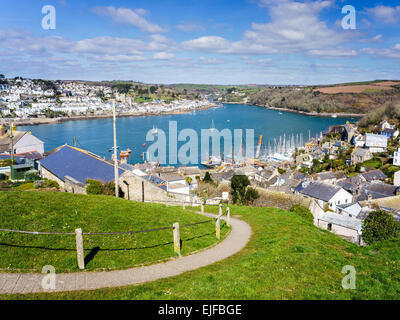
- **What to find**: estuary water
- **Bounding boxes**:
[22,104,358,166]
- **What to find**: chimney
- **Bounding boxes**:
[367,194,373,202]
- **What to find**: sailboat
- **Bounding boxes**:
[209,120,216,132]
[151,125,159,135]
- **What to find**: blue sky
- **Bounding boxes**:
[0,0,399,84]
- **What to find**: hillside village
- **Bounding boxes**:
[0,77,215,120]
[2,114,400,246]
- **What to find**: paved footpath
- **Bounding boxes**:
[0,213,252,294]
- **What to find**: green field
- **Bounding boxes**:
[0,192,229,273]
[4,205,400,300]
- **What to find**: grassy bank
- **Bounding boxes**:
[4,205,400,299]
[0,192,228,273]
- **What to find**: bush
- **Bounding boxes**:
[290,205,314,223]
[86,179,124,197]
[362,210,400,245]
[203,172,213,183]
[230,175,259,205]
[86,179,104,195]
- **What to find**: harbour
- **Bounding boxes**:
[20,104,357,166]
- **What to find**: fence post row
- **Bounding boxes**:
[226,207,231,227]
[201,204,204,214]
[216,215,221,240]
[219,204,222,216]
[75,228,85,270]
[173,223,181,256]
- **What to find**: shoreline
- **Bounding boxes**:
[249,104,364,118]
[1,103,218,127]
[220,101,364,118]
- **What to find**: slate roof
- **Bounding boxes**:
[361,170,387,182]
[337,180,359,193]
[319,212,362,231]
[0,131,26,153]
[39,145,125,184]
[297,181,342,202]
[356,181,399,201]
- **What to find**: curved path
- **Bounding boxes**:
[0,212,252,294]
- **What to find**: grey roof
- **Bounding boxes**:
[319,212,362,231]
[352,148,371,157]
[365,133,388,148]
[337,180,359,193]
[361,170,387,182]
[315,171,336,181]
[298,182,342,202]
[357,181,398,200]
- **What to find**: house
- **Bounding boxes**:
[158,172,190,195]
[296,181,353,211]
[317,212,363,245]
[39,145,125,192]
[354,134,366,148]
[365,134,388,153]
[360,169,387,182]
[379,120,396,131]
[381,128,399,139]
[356,181,400,201]
[393,148,400,166]
[343,122,356,143]
[119,171,193,203]
[394,171,400,186]
[351,148,372,165]
[0,125,44,155]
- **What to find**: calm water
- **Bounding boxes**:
[22,104,357,165]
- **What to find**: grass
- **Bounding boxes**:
[4,205,400,300]
[363,158,382,169]
[0,192,229,273]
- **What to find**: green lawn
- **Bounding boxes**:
[363,158,382,169]
[4,205,400,300]
[0,192,229,273]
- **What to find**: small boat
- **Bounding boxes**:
[278,112,283,115]
[332,114,337,118]
[151,126,159,135]
[209,120,216,132]
[142,142,147,148]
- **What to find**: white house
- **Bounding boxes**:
[394,148,400,167]
[159,172,190,195]
[296,181,354,211]
[0,128,44,155]
[365,133,388,153]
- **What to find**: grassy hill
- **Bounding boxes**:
[0,192,229,273]
[4,205,400,300]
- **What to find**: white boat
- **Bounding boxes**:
[151,126,159,135]
[209,120,216,132]
[332,114,337,118]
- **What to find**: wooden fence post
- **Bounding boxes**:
[75,228,85,270]
[201,204,204,214]
[219,204,222,216]
[182,203,186,210]
[226,207,231,227]
[216,216,221,240]
[173,223,181,256]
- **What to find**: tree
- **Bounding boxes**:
[203,172,213,183]
[362,210,400,245]
[230,175,259,205]
[185,177,193,185]
[0,74,4,79]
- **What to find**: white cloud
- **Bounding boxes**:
[359,34,383,43]
[153,52,175,60]
[183,0,353,58]
[362,44,400,59]
[198,56,224,65]
[366,5,400,24]
[92,6,167,33]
